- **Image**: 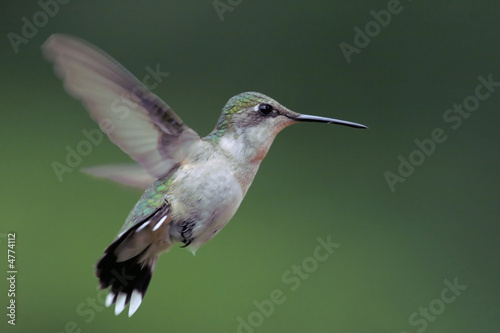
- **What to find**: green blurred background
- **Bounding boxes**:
[1,1,499,332]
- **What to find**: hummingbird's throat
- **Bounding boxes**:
[231,119,294,163]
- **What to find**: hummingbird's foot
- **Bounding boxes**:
[179,220,196,248]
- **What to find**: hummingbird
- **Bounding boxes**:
[43,34,367,317]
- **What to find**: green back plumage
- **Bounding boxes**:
[119,175,173,235]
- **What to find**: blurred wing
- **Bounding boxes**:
[82,164,156,189]
[43,34,200,178]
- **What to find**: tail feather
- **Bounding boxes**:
[98,254,157,316]
[96,203,171,316]
[96,219,159,317]
[97,245,157,316]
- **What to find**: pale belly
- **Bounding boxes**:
[166,158,245,252]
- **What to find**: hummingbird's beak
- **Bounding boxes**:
[292,114,368,129]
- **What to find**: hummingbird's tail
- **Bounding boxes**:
[96,245,157,317]
[96,210,172,317]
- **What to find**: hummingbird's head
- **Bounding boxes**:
[208,92,366,163]
[210,92,366,138]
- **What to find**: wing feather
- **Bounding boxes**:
[82,164,156,189]
[43,34,200,178]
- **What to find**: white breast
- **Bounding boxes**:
[167,152,245,253]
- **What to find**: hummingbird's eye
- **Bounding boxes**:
[258,103,273,115]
